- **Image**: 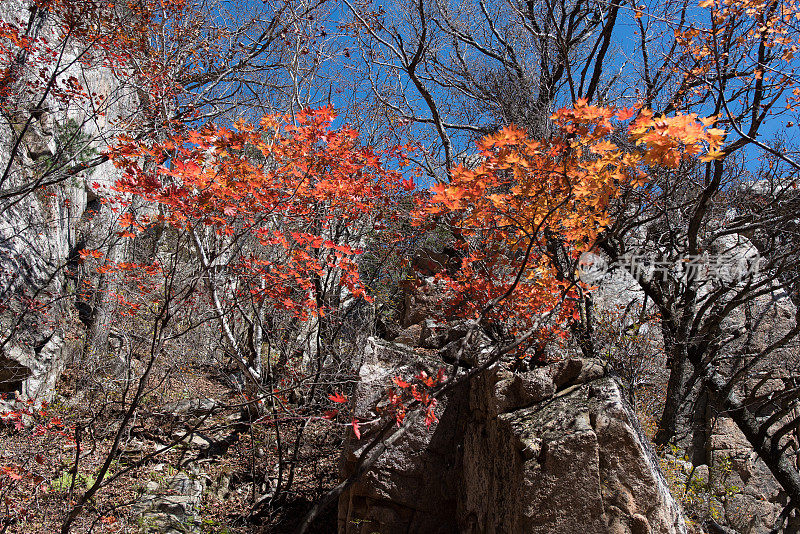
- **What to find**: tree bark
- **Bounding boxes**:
[656,324,691,445]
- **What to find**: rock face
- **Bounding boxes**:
[0,0,139,399]
[135,468,206,534]
[338,338,470,534]
[680,416,799,533]
[338,337,687,534]
[707,420,789,534]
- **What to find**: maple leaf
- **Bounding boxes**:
[393,376,410,388]
[417,371,436,387]
[616,107,637,121]
[3,467,22,481]
[118,212,137,228]
[431,183,447,196]
[351,418,361,440]
[436,368,448,384]
[78,249,104,259]
[699,149,726,162]
[328,392,348,403]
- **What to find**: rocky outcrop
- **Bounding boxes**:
[0,0,140,399]
[338,338,470,534]
[705,417,794,533]
[662,416,800,533]
[135,467,206,534]
[338,337,687,534]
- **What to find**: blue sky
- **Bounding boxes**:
[221,0,799,184]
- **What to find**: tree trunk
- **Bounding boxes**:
[656,324,710,463]
[656,324,690,445]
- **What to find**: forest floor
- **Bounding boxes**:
[0,351,343,533]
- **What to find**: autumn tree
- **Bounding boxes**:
[339,0,800,525]
[4,0,800,529]
[0,0,343,385]
[0,0,389,530]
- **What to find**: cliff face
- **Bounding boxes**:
[338,336,688,534]
[0,0,139,398]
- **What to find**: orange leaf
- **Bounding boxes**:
[328,392,348,403]
[393,376,410,389]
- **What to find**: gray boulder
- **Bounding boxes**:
[338,338,687,534]
[135,470,206,534]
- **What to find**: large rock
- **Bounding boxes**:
[135,469,206,534]
[704,417,797,533]
[338,338,471,534]
[338,337,687,534]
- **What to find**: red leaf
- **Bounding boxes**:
[436,368,447,384]
[328,392,348,403]
[351,418,361,440]
[424,400,438,427]
[417,371,435,387]
[617,107,637,121]
[3,467,21,481]
[393,376,410,389]
[323,410,338,420]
